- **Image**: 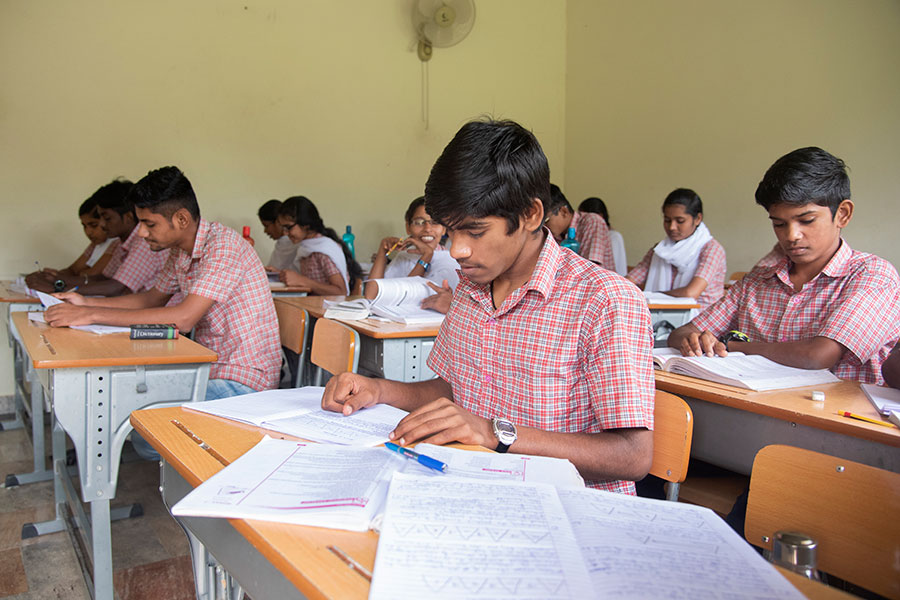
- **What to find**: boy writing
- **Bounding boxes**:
[668,147,900,384]
[323,120,654,493]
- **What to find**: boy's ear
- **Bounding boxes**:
[172,207,192,229]
[523,197,545,233]
[834,199,853,228]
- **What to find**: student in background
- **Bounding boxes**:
[365,196,460,313]
[668,147,900,385]
[323,119,654,494]
[275,196,361,295]
[626,188,726,308]
[44,166,282,458]
[578,197,627,276]
[257,199,299,271]
[25,182,122,292]
[544,184,616,270]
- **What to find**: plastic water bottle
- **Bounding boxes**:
[560,226,580,254]
[342,225,356,259]
[242,226,254,247]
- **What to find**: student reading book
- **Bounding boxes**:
[257,199,299,271]
[578,196,627,275]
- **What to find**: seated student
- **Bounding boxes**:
[883,342,900,388]
[275,196,361,295]
[544,184,616,269]
[257,199,299,271]
[668,147,900,385]
[365,196,460,313]
[322,119,654,494]
[578,196,627,276]
[44,166,282,456]
[25,183,122,292]
[626,189,726,308]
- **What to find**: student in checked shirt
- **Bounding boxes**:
[668,146,900,385]
[544,183,616,270]
[44,166,282,458]
[323,119,655,494]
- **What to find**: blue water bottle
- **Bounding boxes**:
[342,225,356,259]
[560,226,581,255]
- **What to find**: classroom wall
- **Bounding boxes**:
[0,0,567,396]
[565,0,900,272]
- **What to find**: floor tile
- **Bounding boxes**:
[114,555,195,600]
[0,547,28,596]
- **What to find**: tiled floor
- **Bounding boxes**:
[0,418,196,600]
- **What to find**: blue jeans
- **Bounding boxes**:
[130,378,257,461]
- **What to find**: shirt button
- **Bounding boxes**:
[484,375,492,384]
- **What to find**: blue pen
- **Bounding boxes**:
[384,442,447,473]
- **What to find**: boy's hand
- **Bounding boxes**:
[322,373,383,416]
[44,303,93,327]
[389,398,493,448]
[53,291,87,306]
[678,330,727,357]
[421,280,452,314]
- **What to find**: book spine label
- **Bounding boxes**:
[130,327,178,340]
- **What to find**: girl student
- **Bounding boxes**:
[275,196,361,295]
[626,188,726,308]
[578,196,627,276]
[365,196,460,312]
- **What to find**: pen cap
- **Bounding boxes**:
[772,531,820,580]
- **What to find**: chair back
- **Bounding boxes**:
[649,390,693,501]
[274,301,308,355]
[746,444,900,599]
[311,318,360,376]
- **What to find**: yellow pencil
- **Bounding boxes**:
[837,410,896,428]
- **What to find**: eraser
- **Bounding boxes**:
[811,390,825,402]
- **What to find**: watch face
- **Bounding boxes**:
[493,418,517,445]
[495,421,515,435]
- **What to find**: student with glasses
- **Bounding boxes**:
[365,196,460,313]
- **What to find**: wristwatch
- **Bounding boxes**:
[719,330,750,351]
[416,258,430,272]
[491,417,517,453]
[53,279,66,292]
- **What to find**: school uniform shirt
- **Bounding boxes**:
[627,239,727,308]
[102,225,168,292]
[383,248,460,289]
[428,231,655,494]
[154,219,282,391]
[691,240,900,384]
[571,210,616,270]
[267,235,299,271]
[80,237,119,268]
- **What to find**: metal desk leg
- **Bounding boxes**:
[5,364,53,487]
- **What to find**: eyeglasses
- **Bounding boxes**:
[410,218,440,227]
[280,222,299,232]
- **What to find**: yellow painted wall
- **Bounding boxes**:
[565,0,900,272]
[0,0,567,395]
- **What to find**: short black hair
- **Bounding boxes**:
[663,188,703,218]
[424,119,550,235]
[258,199,282,222]
[128,166,200,220]
[92,178,135,217]
[578,197,610,227]
[404,197,426,224]
[548,183,572,216]
[755,147,850,217]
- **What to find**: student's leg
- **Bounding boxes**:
[130,379,257,460]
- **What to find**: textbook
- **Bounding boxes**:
[652,347,840,391]
[171,436,585,532]
[183,387,408,446]
[324,276,444,325]
[861,383,900,416]
[370,474,805,599]
[29,291,131,335]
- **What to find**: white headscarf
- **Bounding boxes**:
[645,222,712,293]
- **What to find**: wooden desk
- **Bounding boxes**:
[13,312,216,600]
[276,296,440,382]
[655,371,900,475]
[270,282,311,297]
[131,405,851,600]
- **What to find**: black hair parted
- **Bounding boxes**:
[424,119,550,235]
[404,196,426,224]
[128,166,200,220]
[92,178,135,217]
[578,197,610,227]
[755,147,850,217]
[548,183,572,215]
[257,199,282,222]
[663,188,703,218]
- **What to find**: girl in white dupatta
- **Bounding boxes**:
[275,196,360,295]
[626,188,726,308]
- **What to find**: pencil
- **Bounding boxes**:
[836,410,896,428]
[385,239,404,256]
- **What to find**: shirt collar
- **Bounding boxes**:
[186,218,210,261]
[769,238,852,286]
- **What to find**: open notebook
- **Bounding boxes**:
[652,348,840,391]
[324,276,444,325]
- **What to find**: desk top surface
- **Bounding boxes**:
[655,371,900,447]
[12,312,217,369]
[647,301,701,310]
[131,405,848,600]
[275,296,441,339]
[270,283,312,294]
[0,281,40,304]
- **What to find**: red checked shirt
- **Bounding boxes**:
[571,211,615,270]
[154,219,282,391]
[692,240,900,384]
[627,239,727,308]
[102,225,167,292]
[297,253,342,286]
[428,232,655,494]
